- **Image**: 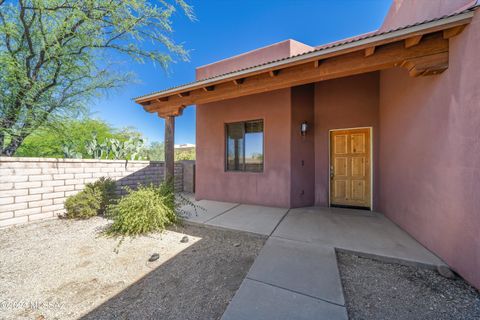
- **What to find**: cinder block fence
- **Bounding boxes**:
[0,157,192,228]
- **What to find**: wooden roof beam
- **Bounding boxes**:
[156,105,185,118]
[232,78,245,85]
[269,70,280,77]
[401,51,448,77]
[177,91,190,98]
[405,35,423,48]
[443,25,466,39]
[142,33,449,113]
[364,46,376,57]
[202,85,215,92]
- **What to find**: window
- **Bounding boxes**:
[226,119,264,172]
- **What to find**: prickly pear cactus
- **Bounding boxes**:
[62,143,82,159]
[85,133,104,159]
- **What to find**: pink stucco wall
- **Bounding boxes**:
[378,9,480,289]
[195,39,313,80]
[314,73,380,208]
[380,0,477,31]
[196,85,317,208]
[196,89,292,207]
[290,85,315,207]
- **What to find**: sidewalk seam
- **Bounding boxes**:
[268,208,291,237]
[245,277,346,308]
[203,203,242,224]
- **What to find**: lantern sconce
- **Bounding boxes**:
[300,121,308,136]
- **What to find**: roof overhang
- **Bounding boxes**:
[135,8,475,118]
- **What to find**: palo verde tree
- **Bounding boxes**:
[0,0,193,156]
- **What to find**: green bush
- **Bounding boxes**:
[64,177,116,219]
[64,187,102,219]
[90,177,117,215]
[106,182,178,236]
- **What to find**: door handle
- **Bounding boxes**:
[330,166,334,179]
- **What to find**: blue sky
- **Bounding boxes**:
[91,0,392,145]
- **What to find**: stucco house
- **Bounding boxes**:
[135,0,480,289]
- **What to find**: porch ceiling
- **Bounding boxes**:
[135,9,475,118]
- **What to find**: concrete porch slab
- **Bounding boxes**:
[179,196,238,223]
[247,237,344,305]
[206,204,289,236]
[221,279,347,320]
[272,207,445,268]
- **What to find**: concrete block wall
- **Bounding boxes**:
[180,160,195,193]
[0,157,185,228]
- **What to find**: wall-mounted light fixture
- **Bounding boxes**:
[301,121,308,136]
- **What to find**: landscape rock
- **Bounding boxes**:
[148,253,160,262]
[437,265,455,279]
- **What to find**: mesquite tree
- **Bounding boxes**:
[0,0,193,156]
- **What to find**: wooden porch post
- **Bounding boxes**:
[164,115,175,183]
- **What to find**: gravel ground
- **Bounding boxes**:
[337,252,480,320]
[0,218,266,320]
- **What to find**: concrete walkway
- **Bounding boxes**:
[180,197,288,236]
[180,196,446,320]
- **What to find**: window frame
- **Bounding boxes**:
[224,119,264,173]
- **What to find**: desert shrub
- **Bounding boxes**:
[64,187,102,219]
[90,177,117,214]
[106,182,180,236]
[64,177,116,219]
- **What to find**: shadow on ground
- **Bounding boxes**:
[338,252,480,320]
[80,224,266,320]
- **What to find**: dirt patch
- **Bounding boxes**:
[337,252,480,320]
[0,218,266,320]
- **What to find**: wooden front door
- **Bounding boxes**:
[330,128,371,209]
